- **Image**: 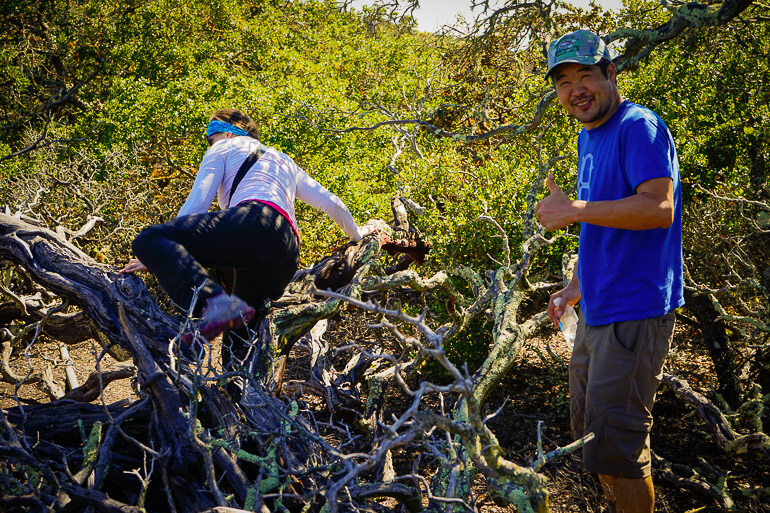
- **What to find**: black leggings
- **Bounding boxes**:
[132,200,300,369]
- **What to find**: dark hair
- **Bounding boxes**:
[209,108,259,139]
[598,58,612,79]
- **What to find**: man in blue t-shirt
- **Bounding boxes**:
[535,30,684,513]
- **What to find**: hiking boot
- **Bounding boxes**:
[181,293,255,345]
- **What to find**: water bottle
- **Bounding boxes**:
[554,297,578,348]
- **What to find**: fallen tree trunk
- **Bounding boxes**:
[0,303,100,345]
[0,212,430,513]
[0,207,586,513]
[0,213,177,356]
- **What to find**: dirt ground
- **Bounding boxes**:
[2,318,768,512]
[0,338,139,409]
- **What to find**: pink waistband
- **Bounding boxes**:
[237,199,300,243]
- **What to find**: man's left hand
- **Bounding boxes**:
[535,173,580,230]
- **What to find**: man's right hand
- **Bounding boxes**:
[536,173,583,230]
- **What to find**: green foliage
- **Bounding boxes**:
[0,0,434,263]
[0,0,603,277]
[444,315,493,373]
[618,2,769,358]
[619,2,769,200]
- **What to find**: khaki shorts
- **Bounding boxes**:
[569,311,675,478]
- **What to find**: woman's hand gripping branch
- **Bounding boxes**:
[120,258,148,274]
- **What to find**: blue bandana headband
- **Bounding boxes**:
[206,120,249,138]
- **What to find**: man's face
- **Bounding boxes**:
[552,62,620,130]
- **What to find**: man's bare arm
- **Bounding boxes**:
[536,174,674,231]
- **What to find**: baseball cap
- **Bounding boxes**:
[545,30,612,80]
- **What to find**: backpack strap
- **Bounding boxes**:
[228,144,267,206]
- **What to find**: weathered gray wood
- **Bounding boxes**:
[0,213,177,356]
[0,211,456,513]
[0,302,100,344]
[62,362,135,402]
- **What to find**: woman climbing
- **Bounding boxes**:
[121,108,380,374]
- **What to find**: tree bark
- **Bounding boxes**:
[683,289,743,408]
[0,213,178,357]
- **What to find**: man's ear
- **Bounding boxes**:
[607,62,618,86]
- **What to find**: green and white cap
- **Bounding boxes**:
[545,30,612,79]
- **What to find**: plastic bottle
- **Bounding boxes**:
[554,297,578,349]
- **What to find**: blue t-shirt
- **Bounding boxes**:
[576,101,684,326]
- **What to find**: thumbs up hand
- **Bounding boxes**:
[535,174,580,230]
[545,173,563,197]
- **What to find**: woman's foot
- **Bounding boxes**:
[182,293,255,345]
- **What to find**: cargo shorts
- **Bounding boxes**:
[569,310,675,478]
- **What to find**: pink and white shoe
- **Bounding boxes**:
[181,293,255,346]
